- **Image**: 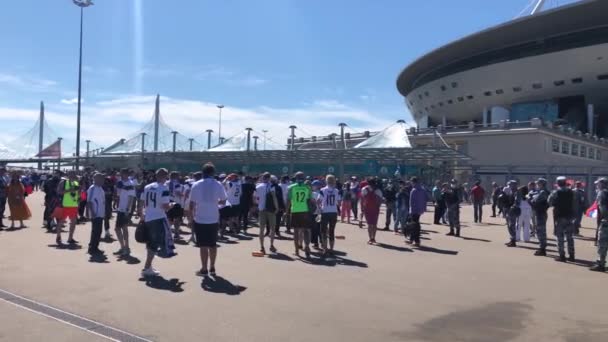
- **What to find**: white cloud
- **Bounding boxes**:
[0,72,58,92]
[60,98,81,105]
[139,64,269,87]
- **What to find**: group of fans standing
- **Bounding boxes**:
[4,164,608,277]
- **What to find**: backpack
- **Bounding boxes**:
[264,186,276,212]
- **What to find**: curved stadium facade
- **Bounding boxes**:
[397,0,608,137]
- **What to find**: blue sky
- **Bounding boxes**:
[0,0,571,152]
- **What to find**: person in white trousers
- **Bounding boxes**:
[517,185,532,242]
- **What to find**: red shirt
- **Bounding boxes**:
[471,185,485,201]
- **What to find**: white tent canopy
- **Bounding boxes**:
[354,121,412,149]
[208,131,249,152]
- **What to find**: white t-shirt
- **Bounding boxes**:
[225,180,242,206]
[189,178,227,224]
[318,186,342,213]
[255,182,275,211]
[87,185,106,218]
[280,182,290,204]
[165,180,185,206]
[140,182,171,222]
[115,178,136,213]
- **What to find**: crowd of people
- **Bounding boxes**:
[2,164,608,279]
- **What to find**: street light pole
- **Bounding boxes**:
[217,104,224,145]
[73,0,93,170]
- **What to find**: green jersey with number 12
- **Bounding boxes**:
[288,184,311,213]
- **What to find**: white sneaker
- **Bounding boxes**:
[141,268,160,277]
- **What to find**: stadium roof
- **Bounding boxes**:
[397,0,606,95]
[354,121,412,149]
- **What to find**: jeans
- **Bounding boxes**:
[320,213,338,250]
[507,213,518,242]
[492,201,498,216]
[447,204,460,234]
[385,201,396,228]
[89,217,103,251]
[574,210,584,234]
[536,211,548,250]
[311,214,321,245]
[395,206,409,231]
[0,197,6,222]
[554,217,575,257]
[473,200,483,222]
[433,204,445,224]
[351,198,358,219]
[240,203,251,229]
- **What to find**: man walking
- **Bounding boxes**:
[189,163,227,277]
[288,172,313,258]
[591,177,608,272]
[0,167,8,228]
[432,180,443,225]
[56,171,80,245]
[573,181,588,236]
[87,173,106,255]
[548,176,577,262]
[491,182,502,217]
[471,180,485,223]
[255,172,279,254]
[445,181,461,237]
[115,168,136,256]
[138,168,173,277]
[318,174,341,256]
[530,178,550,256]
[408,177,426,246]
[503,180,521,247]
[383,180,397,230]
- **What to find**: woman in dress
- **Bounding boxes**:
[8,172,31,229]
[361,178,383,244]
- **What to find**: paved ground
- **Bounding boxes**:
[1,191,607,342]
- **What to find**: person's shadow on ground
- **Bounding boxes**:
[416,245,459,255]
[201,276,246,295]
[140,276,185,293]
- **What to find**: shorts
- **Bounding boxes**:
[116,212,130,227]
[220,206,237,219]
[145,218,167,252]
[290,212,311,229]
[193,222,219,248]
[167,204,184,220]
[53,207,78,221]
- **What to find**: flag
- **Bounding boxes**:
[586,201,598,218]
[36,139,61,158]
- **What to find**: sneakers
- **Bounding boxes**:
[142,268,160,277]
[104,231,111,240]
[88,248,103,255]
[534,249,546,256]
[269,245,277,253]
[568,255,575,262]
[446,232,455,236]
[589,264,606,272]
[210,268,216,277]
[68,238,78,245]
[505,241,516,247]
[196,269,209,277]
[555,255,567,262]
